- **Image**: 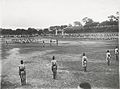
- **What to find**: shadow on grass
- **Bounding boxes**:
[1,79,33,89]
[1,79,19,89]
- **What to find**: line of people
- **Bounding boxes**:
[82,46,119,72]
[18,46,119,86]
[5,39,59,47]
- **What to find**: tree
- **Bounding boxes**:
[27,28,38,35]
[82,17,94,25]
[90,22,99,27]
[60,25,68,29]
[108,15,117,22]
[108,12,119,23]
[49,26,55,31]
[38,29,43,35]
[15,29,27,35]
[82,17,94,28]
[49,26,60,31]
[43,28,49,34]
[116,12,119,22]
[55,26,61,30]
[73,21,83,27]
[1,29,13,35]
[68,24,72,27]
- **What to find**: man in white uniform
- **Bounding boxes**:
[82,53,88,72]
[115,46,119,61]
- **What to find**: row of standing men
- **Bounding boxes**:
[18,46,119,86]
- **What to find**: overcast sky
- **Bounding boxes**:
[1,0,119,29]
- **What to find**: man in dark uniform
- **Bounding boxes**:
[51,56,57,79]
[43,40,45,47]
[50,39,52,46]
[56,39,58,46]
[106,50,111,66]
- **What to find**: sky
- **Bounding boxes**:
[1,0,119,30]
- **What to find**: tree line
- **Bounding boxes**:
[1,12,119,35]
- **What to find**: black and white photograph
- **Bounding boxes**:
[0,0,119,89]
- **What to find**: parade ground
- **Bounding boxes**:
[1,38,119,89]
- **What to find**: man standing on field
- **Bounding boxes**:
[56,39,58,46]
[106,50,111,66]
[114,46,119,61]
[50,39,52,46]
[43,40,45,47]
[82,53,88,72]
[51,56,57,79]
[19,60,26,85]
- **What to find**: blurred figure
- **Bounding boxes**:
[82,53,88,72]
[19,60,26,85]
[106,50,111,66]
[43,40,45,47]
[51,56,57,79]
[78,82,91,89]
[114,46,119,61]
[50,39,52,46]
[56,39,58,46]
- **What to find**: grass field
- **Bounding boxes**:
[1,38,119,89]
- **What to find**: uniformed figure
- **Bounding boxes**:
[50,39,52,46]
[43,40,45,47]
[51,56,57,79]
[56,39,58,46]
[82,53,88,72]
[19,60,26,85]
[106,50,111,66]
[115,46,119,61]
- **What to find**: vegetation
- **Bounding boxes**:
[0,12,119,35]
